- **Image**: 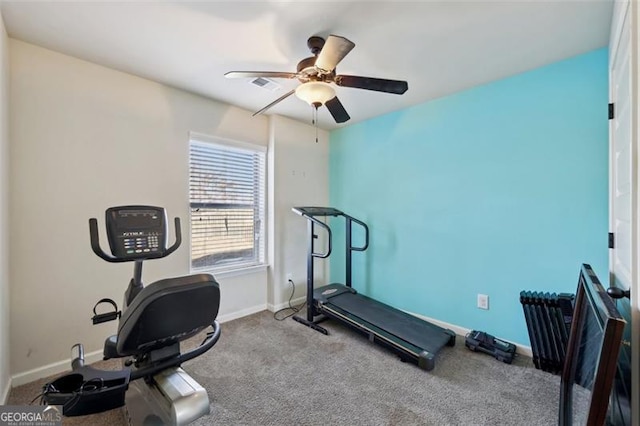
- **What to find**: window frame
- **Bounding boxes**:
[188,131,267,275]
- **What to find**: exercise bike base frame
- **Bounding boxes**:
[41,321,220,417]
[125,367,209,426]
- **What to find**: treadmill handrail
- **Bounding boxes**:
[306,215,332,258]
[345,214,369,252]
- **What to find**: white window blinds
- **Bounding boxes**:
[189,135,266,271]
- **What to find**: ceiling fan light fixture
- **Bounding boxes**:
[295,82,335,106]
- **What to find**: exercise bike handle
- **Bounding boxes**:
[130,320,221,381]
[89,217,182,263]
[163,218,182,257]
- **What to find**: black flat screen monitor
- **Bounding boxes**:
[558,263,626,425]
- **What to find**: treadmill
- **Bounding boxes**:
[292,207,456,371]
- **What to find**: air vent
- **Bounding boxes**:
[250,77,281,92]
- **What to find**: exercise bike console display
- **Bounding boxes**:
[90,205,181,263]
[106,206,167,259]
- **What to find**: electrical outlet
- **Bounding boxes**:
[477,294,489,310]
[286,273,293,284]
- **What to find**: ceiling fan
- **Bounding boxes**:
[225,35,409,124]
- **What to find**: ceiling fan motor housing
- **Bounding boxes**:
[296,36,333,82]
[296,56,335,83]
[307,36,325,55]
[297,56,317,77]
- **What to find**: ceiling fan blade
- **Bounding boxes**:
[335,75,408,94]
[315,35,355,73]
[252,89,296,116]
[325,96,350,123]
[225,71,298,79]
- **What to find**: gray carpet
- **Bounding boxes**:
[9,310,564,425]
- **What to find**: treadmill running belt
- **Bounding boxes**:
[325,292,453,354]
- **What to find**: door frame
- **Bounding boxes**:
[608,0,638,422]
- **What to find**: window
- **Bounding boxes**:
[189,133,266,272]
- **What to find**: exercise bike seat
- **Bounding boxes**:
[103,273,220,360]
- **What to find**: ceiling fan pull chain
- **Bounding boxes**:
[314,106,319,143]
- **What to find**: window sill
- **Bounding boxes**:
[192,263,269,279]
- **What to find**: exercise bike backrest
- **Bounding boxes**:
[89,205,220,360]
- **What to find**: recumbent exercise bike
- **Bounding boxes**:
[42,205,221,425]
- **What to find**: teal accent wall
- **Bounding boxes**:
[329,48,609,346]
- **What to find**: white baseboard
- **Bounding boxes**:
[409,312,533,358]
[1,376,11,404]
[9,304,531,389]
[264,295,533,358]
[217,303,267,324]
[267,296,306,313]
[11,349,104,388]
[10,305,268,387]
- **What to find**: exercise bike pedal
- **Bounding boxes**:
[92,298,121,324]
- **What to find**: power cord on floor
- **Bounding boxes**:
[273,279,306,321]
[30,382,60,405]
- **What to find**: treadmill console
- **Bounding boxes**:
[105,206,167,260]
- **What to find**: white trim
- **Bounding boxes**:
[634,3,640,422]
[609,1,638,422]
[409,311,533,358]
[10,304,268,386]
[189,131,267,153]
[267,296,307,313]
[217,304,267,324]
[265,296,534,358]
[609,0,630,68]
[194,263,268,279]
[1,376,11,404]
[6,306,533,389]
[11,349,104,387]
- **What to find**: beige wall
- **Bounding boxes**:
[267,115,329,308]
[0,10,10,403]
[9,39,328,381]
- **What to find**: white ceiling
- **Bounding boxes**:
[0,1,613,130]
